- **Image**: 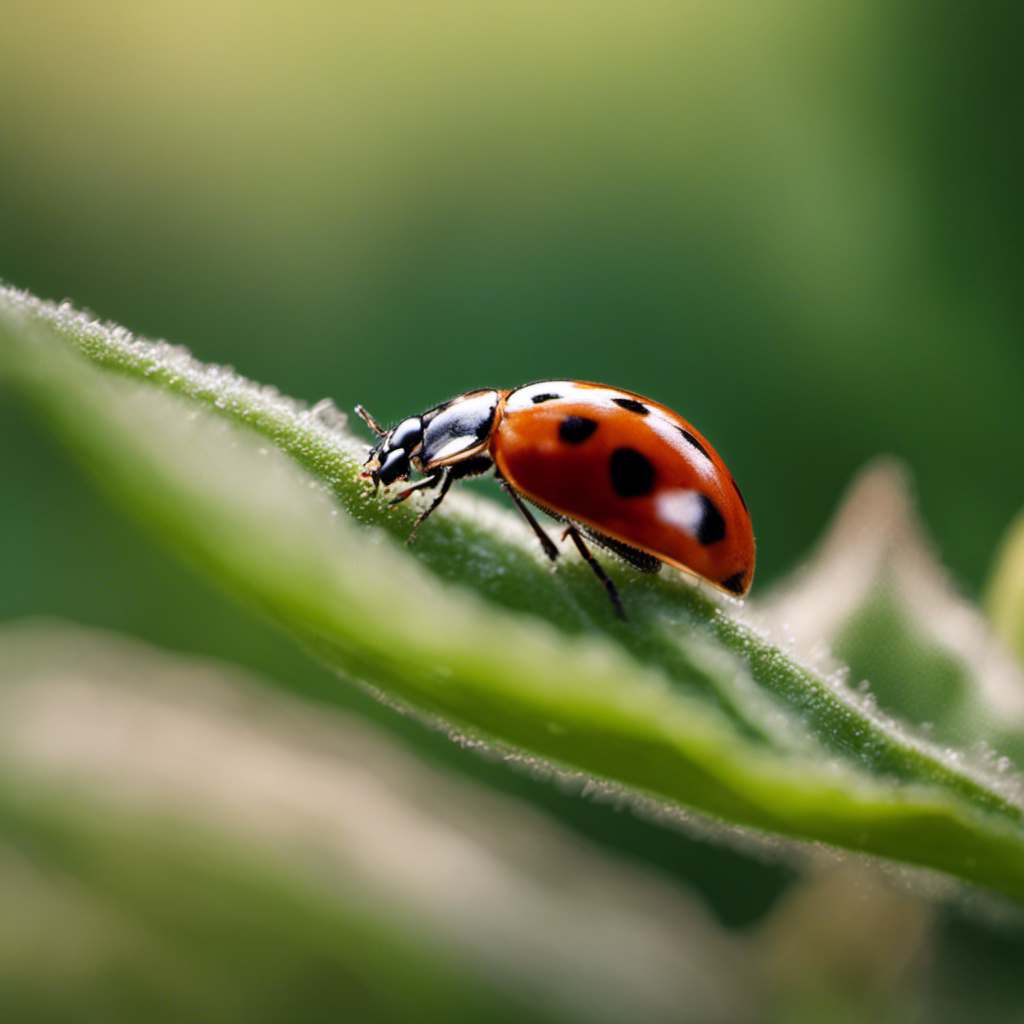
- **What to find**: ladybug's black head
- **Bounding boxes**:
[356,408,424,490]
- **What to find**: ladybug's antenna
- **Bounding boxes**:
[355,405,387,437]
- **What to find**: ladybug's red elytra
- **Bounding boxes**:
[356,380,754,618]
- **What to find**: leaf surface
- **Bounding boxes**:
[4,283,1024,899]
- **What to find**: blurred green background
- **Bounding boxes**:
[1,3,1023,1019]
[2,2,1020,596]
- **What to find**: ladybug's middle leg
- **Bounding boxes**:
[501,482,559,562]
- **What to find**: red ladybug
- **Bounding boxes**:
[356,380,754,617]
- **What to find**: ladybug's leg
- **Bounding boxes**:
[405,469,452,544]
[563,524,626,621]
[398,457,494,544]
[389,472,443,507]
[501,483,559,562]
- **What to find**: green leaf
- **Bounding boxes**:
[759,460,1024,768]
[4,282,1024,900]
[986,508,1024,668]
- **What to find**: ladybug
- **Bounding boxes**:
[356,381,754,618]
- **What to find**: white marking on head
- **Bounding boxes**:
[421,391,501,465]
[432,435,483,461]
[654,489,706,538]
[432,391,501,432]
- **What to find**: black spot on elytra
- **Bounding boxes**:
[678,427,711,461]
[696,494,726,545]
[721,571,747,595]
[531,392,561,404]
[613,397,649,415]
[731,476,748,511]
[559,416,598,444]
[609,447,655,497]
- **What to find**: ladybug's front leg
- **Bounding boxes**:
[403,469,453,544]
[388,471,443,507]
